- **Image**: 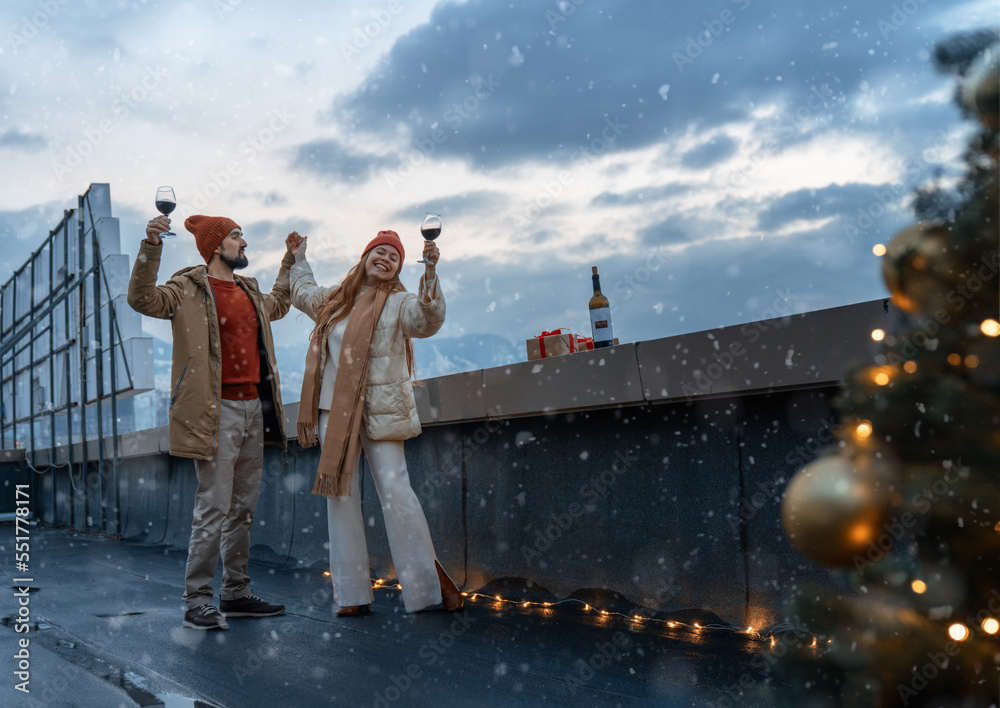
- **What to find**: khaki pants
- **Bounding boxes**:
[183,398,264,609]
[319,412,444,613]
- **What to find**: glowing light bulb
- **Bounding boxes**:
[495,595,502,601]
[872,244,886,257]
[903,361,917,373]
[965,354,980,369]
[911,579,927,594]
[982,618,999,635]
[948,623,969,641]
[947,353,962,366]
[981,319,1000,337]
[874,371,890,385]
[871,328,885,341]
[855,422,873,438]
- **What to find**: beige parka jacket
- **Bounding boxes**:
[290,258,445,441]
[127,240,295,460]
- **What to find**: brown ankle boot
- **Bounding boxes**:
[335,604,371,617]
[435,561,464,611]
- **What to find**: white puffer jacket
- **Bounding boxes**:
[290,258,445,440]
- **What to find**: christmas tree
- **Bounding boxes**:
[776,30,1000,707]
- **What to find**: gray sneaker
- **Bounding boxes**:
[219,593,285,618]
[183,603,229,630]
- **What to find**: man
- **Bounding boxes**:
[128,213,296,630]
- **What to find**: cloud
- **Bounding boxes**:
[591,183,692,208]
[755,182,906,232]
[289,138,396,181]
[0,129,46,152]
[636,218,703,248]
[330,0,959,173]
[680,134,738,169]
[389,190,510,221]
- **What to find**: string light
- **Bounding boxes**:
[911,579,927,594]
[871,328,885,341]
[981,319,1000,337]
[855,421,873,439]
[872,244,887,257]
[353,576,817,645]
[948,623,970,642]
[982,618,999,635]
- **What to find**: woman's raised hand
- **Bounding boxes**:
[286,231,307,260]
[421,240,440,267]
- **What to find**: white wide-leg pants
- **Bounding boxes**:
[319,412,444,613]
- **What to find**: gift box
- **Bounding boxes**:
[571,336,618,351]
[526,329,582,360]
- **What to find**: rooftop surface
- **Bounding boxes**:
[1,525,795,707]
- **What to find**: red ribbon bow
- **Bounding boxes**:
[535,329,574,358]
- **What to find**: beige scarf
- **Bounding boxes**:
[297,286,389,498]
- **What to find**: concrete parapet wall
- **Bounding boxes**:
[13,299,894,627]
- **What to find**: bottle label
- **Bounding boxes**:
[590,307,613,344]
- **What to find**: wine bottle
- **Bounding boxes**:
[589,266,614,348]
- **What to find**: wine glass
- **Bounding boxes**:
[154,186,177,238]
[418,212,441,264]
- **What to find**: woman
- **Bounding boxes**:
[288,229,463,616]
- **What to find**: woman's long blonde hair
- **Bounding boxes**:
[312,248,415,376]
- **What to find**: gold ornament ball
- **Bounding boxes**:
[881,222,953,314]
[781,456,892,568]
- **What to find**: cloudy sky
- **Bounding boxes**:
[1,0,994,383]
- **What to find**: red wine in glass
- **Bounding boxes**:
[418,213,441,263]
[155,186,177,238]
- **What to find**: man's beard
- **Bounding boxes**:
[219,249,248,270]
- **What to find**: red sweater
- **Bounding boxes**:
[209,278,260,401]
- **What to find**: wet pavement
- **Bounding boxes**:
[1,525,791,707]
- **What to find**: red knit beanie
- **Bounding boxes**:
[185,215,241,263]
[363,230,404,266]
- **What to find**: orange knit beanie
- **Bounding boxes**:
[363,230,404,265]
[185,215,240,263]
